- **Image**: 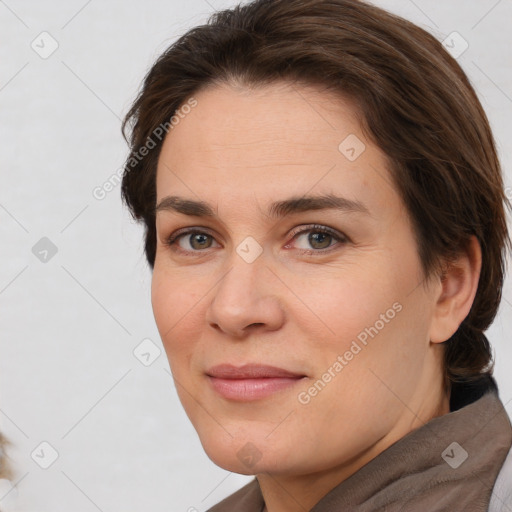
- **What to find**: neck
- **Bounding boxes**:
[257,383,450,512]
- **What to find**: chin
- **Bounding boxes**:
[198,430,298,476]
[204,449,284,476]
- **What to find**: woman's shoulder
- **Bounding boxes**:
[207,478,264,512]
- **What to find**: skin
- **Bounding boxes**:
[151,81,482,512]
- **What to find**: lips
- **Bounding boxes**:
[206,363,305,379]
[206,364,307,401]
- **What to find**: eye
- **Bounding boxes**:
[165,229,220,254]
[286,224,348,254]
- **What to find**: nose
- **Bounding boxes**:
[205,253,286,338]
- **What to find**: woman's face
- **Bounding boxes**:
[151,81,447,476]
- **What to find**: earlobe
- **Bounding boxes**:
[429,235,482,344]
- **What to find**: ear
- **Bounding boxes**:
[429,235,482,344]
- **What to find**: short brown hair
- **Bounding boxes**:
[121,0,511,393]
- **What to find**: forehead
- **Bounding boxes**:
[155,81,400,218]
[159,81,361,161]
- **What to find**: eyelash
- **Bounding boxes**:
[164,224,349,257]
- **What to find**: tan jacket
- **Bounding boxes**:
[208,376,512,511]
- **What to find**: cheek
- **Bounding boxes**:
[289,261,427,391]
[286,265,395,346]
[150,269,204,361]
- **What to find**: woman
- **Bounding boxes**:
[120,0,512,510]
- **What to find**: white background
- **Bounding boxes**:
[1,0,511,511]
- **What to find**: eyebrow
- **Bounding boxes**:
[155,193,370,219]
